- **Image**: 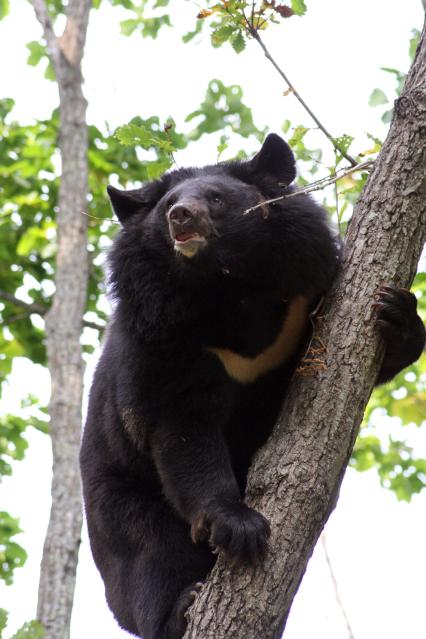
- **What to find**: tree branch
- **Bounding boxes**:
[29,0,61,67]
[57,0,92,67]
[30,0,92,68]
[30,0,57,45]
[242,13,358,167]
[0,289,47,315]
[28,0,93,636]
[244,159,374,214]
[0,290,105,333]
[321,535,356,639]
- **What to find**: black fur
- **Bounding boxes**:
[80,134,425,639]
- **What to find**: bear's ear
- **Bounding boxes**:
[107,182,166,225]
[107,186,146,224]
[250,133,296,186]
[107,183,163,224]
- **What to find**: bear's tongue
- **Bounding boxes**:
[175,232,197,242]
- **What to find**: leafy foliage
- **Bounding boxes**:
[114,0,172,39]
[352,434,426,502]
[8,623,45,639]
[0,407,47,480]
[0,513,27,586]
[185,0,305,52]
[186,79,265,142]
[352,310,426,502]
[0,102,55,579]
[0,610,44,639]
[0,100,142,585]
[368,29,421,124]
[114,78,265,160]
[115,116,186,179]
[0,0,9,20]
[0,395,48,584]
[25,42,55,82]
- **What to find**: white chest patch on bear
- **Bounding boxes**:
[207,295,309,384]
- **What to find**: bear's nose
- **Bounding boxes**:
[168,204,195,225]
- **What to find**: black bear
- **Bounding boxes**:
[80,134,425,639]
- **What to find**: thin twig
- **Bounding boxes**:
[240,12,357,167]
[334,179,341,235]
[164,124,180,169]
[82,319,106,332]
[251,0,255,29]
[0,289,105,332]
[82,211,118,224]
[29,0,61,68]
[244,160,373,214]
[0,289,47,315]
[255,8,275,32]
[321,535,356,639]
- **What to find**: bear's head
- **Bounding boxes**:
[107,134,339,332]
[107,133,297,262]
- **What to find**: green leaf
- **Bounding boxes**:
[0,512,27,584]
[0,0,9,20]
[120,18,138,36]
[16,228,41,257]
[211,24,235,47]
[26,41,46,67]
[381,109,393,124]
[369,88,388,107]
[0,609,8,634]
[141,15,171,39]
[44,62,56,82]
[9,620,45,639]
[281,119,291,134]
[291,0,307,16]
[0,97,14,118]
[186,79,265,142]
[145,158,172,179]
[217,134,229,160]
[380,66,400,76]
[231,31,246,54]
[182,19,204,43]
[409,29,420,62]
[115,124,174,152]
[331,133,354,163]
[288,125,308,145]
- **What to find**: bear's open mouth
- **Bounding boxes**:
[172,232,207,257]
[174,232,203,243]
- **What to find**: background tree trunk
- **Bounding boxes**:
[30,1,91,637]
[185,18,426,639]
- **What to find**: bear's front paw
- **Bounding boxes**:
[192,500,270,566]
[373,285,425,373]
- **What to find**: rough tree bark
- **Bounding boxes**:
[185,19,426,639]
[29,0,91,637]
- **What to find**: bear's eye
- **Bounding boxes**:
[209,193,223,206]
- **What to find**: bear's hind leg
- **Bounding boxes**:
[162,581,204,639]
[130,527,214,639]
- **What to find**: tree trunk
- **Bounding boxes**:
[185,19,426,639]
[30,1,91,637]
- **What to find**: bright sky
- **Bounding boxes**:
[0,1,426,638]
